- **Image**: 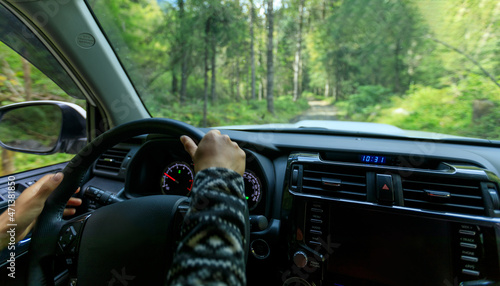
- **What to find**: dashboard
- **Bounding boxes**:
[2,130,499,286]
[80,131,500,286]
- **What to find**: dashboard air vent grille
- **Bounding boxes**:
[95,148,129,173]
[301,164,367,201]
[402,177,484,216]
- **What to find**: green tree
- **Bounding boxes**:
[266,0,275,114]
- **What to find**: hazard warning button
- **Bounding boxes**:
[376,174,394,204]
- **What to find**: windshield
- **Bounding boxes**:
[89,0,500,140]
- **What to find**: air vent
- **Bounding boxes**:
[300,164,367,201]
[95,148,129,173]
[402,177,484,216]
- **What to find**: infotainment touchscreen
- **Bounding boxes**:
[325,206,453,286]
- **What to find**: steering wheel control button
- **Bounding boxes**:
[376,174,394,204]
[57,217,87,254]
[59,225,77,249]
[293,251,308,268]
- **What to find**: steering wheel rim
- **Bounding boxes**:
[27,118,204,285]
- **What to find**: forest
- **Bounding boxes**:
[87,0,499,136]
[1,0,499,175]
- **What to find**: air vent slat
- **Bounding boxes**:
[95,148,130,174]
[450,194,482,200]
[298,164,367,201]
[302,187,366,197]
[402,177,485,216]
[404,199,484,211]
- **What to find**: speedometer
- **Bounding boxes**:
[161,161,194,196]
[243,170,262,211]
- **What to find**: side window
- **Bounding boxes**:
[0,41,85,176]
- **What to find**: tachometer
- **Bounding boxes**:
[161,162,194,196]
[243,170,262,211]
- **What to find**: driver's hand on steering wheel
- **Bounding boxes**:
[0,172,82,251]
[181,129,246,175]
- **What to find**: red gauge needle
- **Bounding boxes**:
[164,173,176,182]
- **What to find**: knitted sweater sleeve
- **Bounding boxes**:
[166,167,249,286]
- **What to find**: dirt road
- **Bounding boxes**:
[291,99,338,122]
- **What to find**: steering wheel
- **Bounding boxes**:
[27,118,205,285]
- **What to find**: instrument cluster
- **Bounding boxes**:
[125,138,267,214]
[160,160,264,211]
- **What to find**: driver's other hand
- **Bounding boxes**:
[181,130,246,176]
[0,173,81,250]
[64,187,82,217]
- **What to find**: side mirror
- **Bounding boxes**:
[0,101,86,154]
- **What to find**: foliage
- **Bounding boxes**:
[0,149,73,176]
[344,85,393,117]
[350,76,500,140]
[147,95,309,127]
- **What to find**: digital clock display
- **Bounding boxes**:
[360,155,387,164]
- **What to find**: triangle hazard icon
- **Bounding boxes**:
[382,184,390,190]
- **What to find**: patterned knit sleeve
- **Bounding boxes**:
[166,167,249,286]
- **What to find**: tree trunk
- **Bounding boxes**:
[266,0,275,114]
[324,80,329,98]
[180,58,188,105]
[236,58,241,100]
[203,19,210,128]
[179,0,188,105]
[250,0,256,100]
[293,0,305,101]
[322,0,326,20]
[231,61,236,98]
[21,57,32,101]
[258,80,263,101]
[299,56,303,97]
[1,149,15,176]
[263,77,267,101]
[394,38,401,93]
[211,31,217,102]
[172,72,178,96]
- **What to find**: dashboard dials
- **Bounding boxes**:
[161,161,194,196]
[160,163,263,211]
[243,170,262,211]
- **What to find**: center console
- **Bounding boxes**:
[281,152,500,286]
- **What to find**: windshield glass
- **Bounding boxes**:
[89,0,500,140]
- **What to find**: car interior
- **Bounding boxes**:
[0,0,499,286]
